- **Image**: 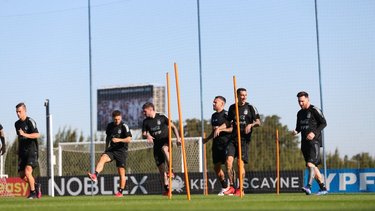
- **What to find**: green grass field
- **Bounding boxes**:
[1,193,375,211]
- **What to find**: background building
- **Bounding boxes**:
[97,84,165,131]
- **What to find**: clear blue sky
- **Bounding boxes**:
[0,0,374,157]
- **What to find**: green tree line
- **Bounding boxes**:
[4,115,375,177]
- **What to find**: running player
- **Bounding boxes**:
[292,91,328,195]
[204,96,232,196]
[142,102,181,196]
[15,103,42,199]
[88,110,132,197]
[224,88,261,196]
[0,123,5,155]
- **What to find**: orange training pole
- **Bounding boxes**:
[276,129,280,195]
[203,132,208,195]
[174,63,191,200]
[166,73,173,199]
[233,76,243,198]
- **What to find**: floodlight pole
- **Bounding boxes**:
[45,99,55,197]
[88,0,95,182]
[196,0,207,195]
[314,0,327,180]
[45,99,51,177]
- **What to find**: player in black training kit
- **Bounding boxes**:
[204,96,232,196]
[142,102,181,196]
[0,123,5,155]
[88,110,132,197]
[15,103,41,199]
[293,91,328,195]
[224,88,261,196]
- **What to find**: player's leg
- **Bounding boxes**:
[234,159,246,196]
[88,153,112,182]
[214,162,225,182]
[96,153,112,172]
[116,167,126,197]
[114,150,127,197]
[19,170,27,182]
[302,161,315,195]
[25,165,37,199]
[161,144,174,178]
[310,142,327,195]
[21,150,39,199]
[236,140,248,193]
[314,167,324,184]
[154,144,169,195]
[215,162,228,196]
[213,144,229,195]
[224,141,236,195]
[18,155,28,182]
[300,142,313,195]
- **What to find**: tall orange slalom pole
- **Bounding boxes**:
[276,129,280,195]
[174,63,191,200]
[203,132,208,195]
[233,76,244,198]
[166,73,173,199]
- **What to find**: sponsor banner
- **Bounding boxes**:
[246,171,302,193]
[305,168,375,193]
[0,177,29,197]
[37,170,302,196]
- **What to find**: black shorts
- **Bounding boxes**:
[301,140,321,166]
[226,139,250,164]
[212,141,228,164]
[18,149,38,172]
[153,138,169,167]
[104,149,127,168]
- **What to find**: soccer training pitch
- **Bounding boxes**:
[1,193,375,211]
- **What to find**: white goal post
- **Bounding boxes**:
[57,137,203,176]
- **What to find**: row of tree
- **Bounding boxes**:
[4,114,375,177]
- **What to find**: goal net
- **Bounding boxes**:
[57,137,203,176]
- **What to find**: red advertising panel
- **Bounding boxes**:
[0,177,29,197]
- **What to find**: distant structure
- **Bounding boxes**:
[97,84,165,131]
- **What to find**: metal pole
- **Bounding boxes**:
[314,0,327,181]
[88,0,95,196]
[49,114,55,197]
[44,99,50,177]
[58,144,62,176]
[88,0,95,175]
[197,0,207,195]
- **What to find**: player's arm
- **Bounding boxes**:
[251,106,261,128]
[0,129,5,155]
[105,125,111,150]
[105,136,110,150]
[292,113,301,135]
[245,106,261,134]
[170,122,181,146]
[142,131,154,143]
[18,130,40,139]
[250,118,261,128]
[220,125,233,134]
[214,123,232,137]
[204,131,214,144]
[245,119,260,134]
[112,136,131,143]
[311,107,327,138]
[18,119,40,139]
[113,124,132,143]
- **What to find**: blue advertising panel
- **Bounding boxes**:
[304,168,375,193]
